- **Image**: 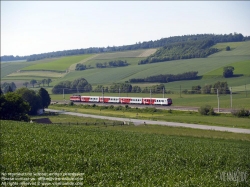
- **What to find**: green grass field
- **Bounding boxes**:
[7,71,66,78]
[21,54,93,72]
[2,120,250,186]
[211,41,246,51]
[49,103,250,129]
[0,58,58,78]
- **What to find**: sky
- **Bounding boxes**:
[1,1,250,56]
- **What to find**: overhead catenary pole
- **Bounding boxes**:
[230,87,232,109]
[63,88,65,100]
[245,84,247,97]
[163,87,165,98]
[150,89,152,106]
[102,87,104,104]
[119,88,120,97]
[217,89,220,113]
[180,85,182,98]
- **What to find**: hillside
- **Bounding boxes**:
[1,33,246,62]
[1,41,250,94]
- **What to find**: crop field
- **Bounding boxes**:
[92,49,156,60]
[21,54,93,72]
[51,55,250,87]
[0,58,57,78]
[6,71,66,78]
[203,59,250,77]
[211,41,246,51]
[209,41,250,57]
[1,120,250,186]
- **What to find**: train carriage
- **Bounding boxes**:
[142,98,172,106]
[69,95,81,102]
[81,96,100,102]
[99,96,120,103]
[120,97,142,104]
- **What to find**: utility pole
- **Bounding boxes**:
[163,87,165,98]
[180,85,182,98]
[150,89,152,106]
[217,89,220,113]
[119,88,120,97]
[245,84,247,97]
[63,88,65,100]
[230,87,232,109]
[102,87,104,104]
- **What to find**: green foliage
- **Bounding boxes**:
[231,108,250,118]
[109,83,132,93]
[16,87,42,115]
[38,88,51,109]
[52,77,92,94]
[223,66,234,78]
[96,60,128,68]
[75,63,86,71]
[47,78,52,86]
[69,101,74,106]
[226,46,231,51]
[30,79,37,88]
[0,92,30,121]
[198,105,215,115]
[1,82,16,93]
[138,40,219,64]
[23,82,29,88]
[212,81,230,94]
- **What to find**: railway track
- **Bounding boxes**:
[51,100,233,113]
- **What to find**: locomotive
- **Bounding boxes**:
[70,95,172,106]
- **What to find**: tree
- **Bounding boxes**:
[1,82,16,93]
[38,88,51,109]
[223,66,234,78]
[47,78,52,86]
[71,77,92,92]
[226,46,231,51]
[212,81,229,94]
[0,92,30,121]
[37,81,42,87]
[23,82,29,88]
[16,87,42,115]
[6,86,13,93]
[41,79,47,87]
[30,79,37,88]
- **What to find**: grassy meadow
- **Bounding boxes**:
[1,120,250,186]
[21,54,93,72]
[49,103,250,129]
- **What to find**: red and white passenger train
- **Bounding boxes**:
[70,95,172,106]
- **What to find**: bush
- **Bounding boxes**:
[69,101,74,106]
[198,105,215,115]
[231,109,250,117]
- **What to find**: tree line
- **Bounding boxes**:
[96,60,128,68]
[182,81,230,94]
[129,71,199,83]
[1,33,246,62]
[52,77,92,94]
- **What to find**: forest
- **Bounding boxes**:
[138,40,219,64]
[1,33,247,62]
